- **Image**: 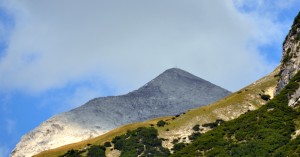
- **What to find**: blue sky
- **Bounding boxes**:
[0,1,299,157]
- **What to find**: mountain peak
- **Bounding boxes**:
[159,68,201,79]
[130,67,222,97]
[11,68,231,157]
[163,67,189,74]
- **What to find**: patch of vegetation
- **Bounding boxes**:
[283,48,292,64]
[59,145,106,157]
[274,70,282,78]
[192,124,200,131]
[59,149,82,157]
[283,11,300,44]
[112,127,170,157]
[171,71,300,157]
[87,145,106,157]
[157,120,167,127]
[295,33,300,42]
[260,94,271,101]
[202,119,224,129]
[291,12,300,36]
[104,142,111,147]
[188,132,201,141]
[172,138,179,144]
[172,143,187,153]
[273,135,300,156]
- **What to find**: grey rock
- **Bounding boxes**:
[276,12,300,110]
[276,14,300,94]
[11,68,231,157]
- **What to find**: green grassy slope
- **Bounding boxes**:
[172,70,300,157]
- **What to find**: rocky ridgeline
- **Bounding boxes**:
[276,12,300,94]
[11,68,231,157]
[276,12,300,108]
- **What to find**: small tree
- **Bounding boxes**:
[87,145,105,157]
[157,120,166,127]
[261,94,271,101]
[188,132,201,141]
[192,124,200,131]
[104,142,112,147]
[172,143,186,153]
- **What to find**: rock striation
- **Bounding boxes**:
[11,68,231,157]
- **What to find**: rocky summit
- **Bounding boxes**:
[11,68,231,157]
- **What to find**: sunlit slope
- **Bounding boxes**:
[34,67,279,157]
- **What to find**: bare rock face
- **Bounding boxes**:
[11,68,231,157]
[275,12,300,109]
[271,11,300,110]
[276,12,300,94]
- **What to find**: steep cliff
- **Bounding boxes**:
[276,12,300,95]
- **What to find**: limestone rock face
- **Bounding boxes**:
[276,12,300,94]
[11,68,231,157]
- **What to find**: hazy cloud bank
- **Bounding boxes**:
[0,0,298,95]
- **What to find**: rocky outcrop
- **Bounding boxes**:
[275,12,300,110]
[11,68,231,157]
[276,12,300,94]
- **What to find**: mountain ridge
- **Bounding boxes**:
[11,68,231,157]
[34,66,279,157]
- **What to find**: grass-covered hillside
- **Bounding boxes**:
[34,66,279,157]
[172,71,300,156]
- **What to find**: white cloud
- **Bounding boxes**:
[0,0,296,94]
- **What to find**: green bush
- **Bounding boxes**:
[172,143,186,153]
[104,142,112,147]
[192,124,200,131]
[157,120,167,127]
[283,48,292,64]
[202,119,224,129]
[261,94,271,101]
[112,127,170,157]
[59,149,82,157]
[172,138,179,144]
[87,145,106,157]
[188,132,201,141]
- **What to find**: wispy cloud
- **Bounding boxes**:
[233,0,300,63]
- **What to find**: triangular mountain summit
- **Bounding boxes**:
[11,68,231,157]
